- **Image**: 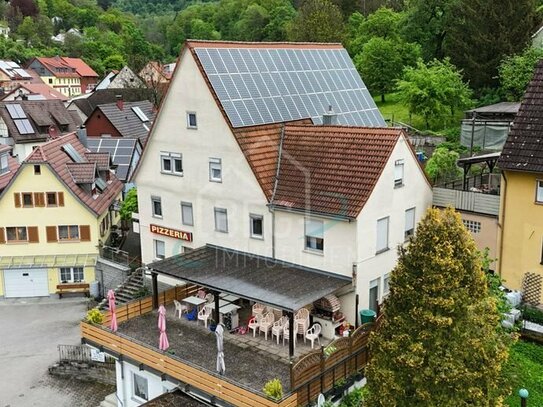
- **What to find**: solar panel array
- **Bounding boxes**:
[194,47,385,128]
[6,104,34,135]
[87,138,139,182]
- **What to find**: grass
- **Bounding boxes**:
[504,341,543,406]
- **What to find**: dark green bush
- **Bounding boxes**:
[522,305,543,325]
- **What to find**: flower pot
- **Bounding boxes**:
[209,324,217,332]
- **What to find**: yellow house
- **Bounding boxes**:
[498,60,543,305]
[0,132,123,298]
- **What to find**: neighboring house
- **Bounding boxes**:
[122,40,432,406]
[84,98,155,144]
[26,56,98,96]
[1,83,68,102]
[67,88,155,123]
[0,23,9,39]
[51,28,82,44]
[95,66,145,90]
[0,60,34,93]
[498,59,543,306]
[0,132,123,298]
[0,145,19,193]
[139,61,172,86]
[0,100,81,161]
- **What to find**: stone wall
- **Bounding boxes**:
[95,258,131,299]
[49,361,116,386]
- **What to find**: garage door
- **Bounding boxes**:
[4,269,49,298]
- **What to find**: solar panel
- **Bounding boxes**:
[194,47,386,128]
[95,177,107,191]
[132,106,149,122]
[6,104,26,119]
[14,119,34,134]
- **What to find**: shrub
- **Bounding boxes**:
[86,308,104,324]
[263,378,283,401]
[522,305,543,325]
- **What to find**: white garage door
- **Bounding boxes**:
[4,269,49,298]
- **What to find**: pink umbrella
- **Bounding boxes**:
[107,290,118,332]
[158,305,169,351]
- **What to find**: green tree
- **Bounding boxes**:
[287,0,344,43]
[347,8,404,55]
[499,47,543,101]
[444,0,538,90]
[120,188,138,221]
[263,5,296,41]
[396,58,472,128]
[366,207,511,407]
[234,4,270,41]
[424,146,461,182]
[103,54,125,71]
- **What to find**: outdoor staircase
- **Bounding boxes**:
[98,392,118,407]
[98,268,147,309]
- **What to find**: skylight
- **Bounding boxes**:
[62,143,84,163]
[132,106,149,122]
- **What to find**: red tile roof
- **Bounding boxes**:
[26,133,122,215]
[84,152,111,170]
[0,145,19,191]
[32,57,79,78]
[185,40,344,49]
[66,162,96,183]
[11,83,67,101]
[61,57,98,78]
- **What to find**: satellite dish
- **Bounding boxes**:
[317,393,325,407]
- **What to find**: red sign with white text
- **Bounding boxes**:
[150,224,193,242]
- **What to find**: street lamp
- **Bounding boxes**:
[519,388,529,407]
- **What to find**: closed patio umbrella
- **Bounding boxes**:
[107,290,117,332]
[215,323,225,375]
[158,305,169,351]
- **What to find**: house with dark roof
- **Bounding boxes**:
[0,60,35,93]
[498,59,543,306]
[26,56,98,96]
[0,131,123,299]
[87,137,143,185]
[0,99,81,162]
[1,83,68,102]
[84,98,155,143]
[95,66,145,91]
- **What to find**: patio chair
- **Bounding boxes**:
[173,299,188,318]
[248,314,262,337]
[295,308,309,341]
[198,306,212,328]
[283,318,295,348]
[305,323,322,349]
[259,312,275,341]
[197,289,206,299]
[205,293,215,304]
[271,316,287,345]
[252,303,266,316]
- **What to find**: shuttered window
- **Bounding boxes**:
[376,217,389,253]
[46,226,57,242]
[80,225,91,241]
[58,191,64,206]
[0,227,5,244]
[305,218,324,252]
[405,208,415,240]
[22,193,33,207]
[6,226,28,242]
[34,192,45,207]
[28,226,39,243]
[214,208,228,233]
[14,193,21,207]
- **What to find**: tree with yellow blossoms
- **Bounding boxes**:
[366,207,511,407]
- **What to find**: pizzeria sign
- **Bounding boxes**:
[150,224,193,242]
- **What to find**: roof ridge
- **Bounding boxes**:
[187,39,343,46]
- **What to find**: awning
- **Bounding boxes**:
[147,245,352,312]
[0,253,98,268]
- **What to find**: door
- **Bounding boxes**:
[369,278,380,312]
[4,269,49,298]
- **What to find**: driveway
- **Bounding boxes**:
[0,297,114,407]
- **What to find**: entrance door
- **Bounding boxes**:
[369,278,380,312]
[4,269,49,298]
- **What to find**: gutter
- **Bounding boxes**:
[497,171,507,278]
[269,124,285,259]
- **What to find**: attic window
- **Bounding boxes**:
[0,153,8,174]
[95,177,107,192]
[187,112,197,129]
[537,180,543,203]
[34,165,41,175]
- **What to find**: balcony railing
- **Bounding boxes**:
[433,187,500,216]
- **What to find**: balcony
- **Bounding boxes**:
[81,285,376,407]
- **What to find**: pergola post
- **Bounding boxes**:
[151,272,158,309]
[214,291,220,324]
[288,311,294,359]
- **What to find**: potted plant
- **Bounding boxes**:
[209,318,217,332]
[263,378,283,401]
[331,378,346,401]
[86,308,104,325]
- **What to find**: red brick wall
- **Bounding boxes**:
[85,110,122,138]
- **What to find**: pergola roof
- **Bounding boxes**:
[147,245,352,312]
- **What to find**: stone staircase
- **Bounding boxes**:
[99,268,148,309]
[98,392,118,407]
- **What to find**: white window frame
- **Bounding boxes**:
[6,226,28,242]
[58,225,80,241]
[537,180,543,203]
[394,159,404,188]
[305,218,324,253]
[383,273,391,298]
[160,152,183,176]
[181,201,194,226]
[214,207,228,233]
[151,196,162,218]
[0,153,8,174]
[132,372,149,402]
[154,239,165,260]
[59,267,84,283]
[369,278,380,312]
[376,216,389,254]
[209,158,222,182]
[463,219,481,234]
[404,207,415,240]
[187,112,197,129]
[250,214,264,239]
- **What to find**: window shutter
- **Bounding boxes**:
[305,219,324,238]
[28,226,39,243]
[14,193,21,208]
[376,217,389,252]
[80,225,91,241]
[0,227,5,244]
[58,192,64,206]
[46,226,57,242]
[34,192,45,207]
[405,208,415,231]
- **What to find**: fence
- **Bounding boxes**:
[100,245,142,269]
[58,344,116,366]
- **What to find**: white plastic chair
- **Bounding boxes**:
[305,323,322,349]
[283,318,295,348]
[198,306,212,328]
[173,299,187,318]
[271,316,287,345]
[205,293,215,304]
[248,314,261,337]
[252,302,265,316]
[259,312,275,340]
[295,308,309,341]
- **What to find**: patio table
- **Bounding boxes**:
[220,294,240,303]
[204,299,230,309]
[182,296,207,311]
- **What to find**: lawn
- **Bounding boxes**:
[505,340,543,406]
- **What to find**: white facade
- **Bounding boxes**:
[135,46,433,324]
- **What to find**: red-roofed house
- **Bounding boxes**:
[0,145,19,192]
[0,131,123,298]
[1,83,68,102]
[26,56,98,97]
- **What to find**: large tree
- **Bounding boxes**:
[366,207,511,407]
[499,47,543,102]
[444,0,538,90]
[287,0,344,43]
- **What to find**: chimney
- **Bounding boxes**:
[322,105,337,125]
[116,94,124,111]
[77,125,88,148]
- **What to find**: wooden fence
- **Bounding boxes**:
[58,344,116,366]
[290,318,379,406]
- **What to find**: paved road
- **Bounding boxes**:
[0,297,114,407]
